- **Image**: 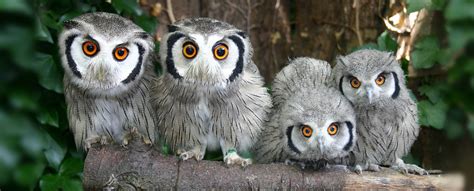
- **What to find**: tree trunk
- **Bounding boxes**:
[83,142,464,190]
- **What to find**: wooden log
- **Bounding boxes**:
[83,141,464,190]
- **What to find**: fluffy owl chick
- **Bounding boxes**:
[332,49,427,175]
[59,12,157,150]
[253,58,356,168]
[151,18,271,166]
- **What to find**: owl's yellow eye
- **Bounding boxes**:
[182,42,198,59]
[301,125,312,138]
[327,123,338,136]
[113,47,129,61]
[350,77,361,89]
[82,41,98,57]
[213,43,228,60]
[375,74,385,86]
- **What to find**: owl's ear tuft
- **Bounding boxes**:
[337,56,349,67]
[63,20,79,30]
[168,24,180,33]
[236,31,247,38]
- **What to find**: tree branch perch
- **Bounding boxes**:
[83,141,464,190]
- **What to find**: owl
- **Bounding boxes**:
[332,49,427,175]
[58,12,157,150]
[151,18,271,166]
[253,58,356,168]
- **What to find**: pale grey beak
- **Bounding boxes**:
[365,86,374,104]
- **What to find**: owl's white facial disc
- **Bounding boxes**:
[163,31,246,86]
[59,18,152,96]
[340,71,398,105]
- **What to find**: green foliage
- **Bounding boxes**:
[407,0,474,139]
[0,0,157,190]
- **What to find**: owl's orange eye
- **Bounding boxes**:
[375,74,385,86]
[301,125,312,138]
[213,43,228,60]
[327,123,338,136]
[350,77,361,89]
[113,47,129,61]
[82,41,98,56]
[182,42,198,59]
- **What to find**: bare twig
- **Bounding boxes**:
[166,0,176,23]
[353,0,364,46]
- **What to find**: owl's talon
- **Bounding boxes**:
[392,158,428,175]
[223,151,251,167]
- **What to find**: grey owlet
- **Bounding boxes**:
[332,49,427,175]
[58,12,157,150]
[151,18,271,166]
[253,57,356,168]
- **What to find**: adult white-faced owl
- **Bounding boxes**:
[332,49,427,174]
[58,12,157,150]
[253,58,356,168]
[151,18,271,166]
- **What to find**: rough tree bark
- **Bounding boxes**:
[83,141,464,190]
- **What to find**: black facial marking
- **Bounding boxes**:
[168,25,179,33]
[286,126,301,154]
[166,33,185,79]
[339,76,345,96]
[343,121,354,151]
[65,34,82,78]
[136,32,150,40]
[228,35,245,82]
[122,43,144,84]
[236,31,247,38]
[63,20,79,30]
[391,72,400,99]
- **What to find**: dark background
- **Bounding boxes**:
[0,0,473,190]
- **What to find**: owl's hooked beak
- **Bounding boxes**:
[365,86,374,104]
[95,65,107,82]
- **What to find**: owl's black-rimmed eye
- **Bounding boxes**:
[113,47,129,61]
[375,73,386,86]
[182,42,198,59]
[301,125,312,138]
[213,43,229,60]
[350,77,361,89]
[327,123,338,136]
[82,41,98,57]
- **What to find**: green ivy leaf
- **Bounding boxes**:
[14,162,46,189]
[37,108,59,128]
[411,36,440,69]
[377,31,398,51]
[407,0,432,13]
[111,0,143,16]
[43,133,67,170]
[418,100,448,129]
[445,0,474,21]
[33,52,64,93]
[0,0,32,15]
[133,15,158,34]
[59,157,83,177]
[35,17,53,43]
[418,85,442,103]
[40,174,83,191]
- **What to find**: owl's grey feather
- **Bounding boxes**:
[59,12,157,150]
[151,18,271,166]
[331,49,426,175]
[271,57,332,109]
[254,58,356,165]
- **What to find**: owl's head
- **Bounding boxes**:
[280,86,356,161]
[333,49,405,106]
[58,12,154,95]
[159,18,251,85]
